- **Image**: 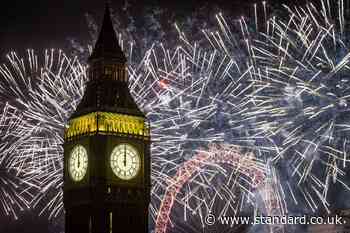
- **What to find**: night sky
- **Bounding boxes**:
[0,0,318,61]
[0,0,323,232]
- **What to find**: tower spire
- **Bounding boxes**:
[64,3,150,232]
[71,2,143,118]
[89,3,126,63]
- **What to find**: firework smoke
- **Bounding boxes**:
[2,1,350,233]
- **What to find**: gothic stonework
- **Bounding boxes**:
[63,4,150,233]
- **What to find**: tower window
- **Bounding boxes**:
[115,70,119,81]
[124,70,128,82]
[104,67,113,76]
[109,212,113,233]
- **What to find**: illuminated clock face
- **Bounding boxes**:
[68,145,88,182]
[110,144,140,180]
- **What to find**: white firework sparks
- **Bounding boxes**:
[246,0,350,213]
[0,49,87,219]
[4,1,350,232]
[0,36,263,230]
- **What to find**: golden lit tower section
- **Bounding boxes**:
[63,4,151,233]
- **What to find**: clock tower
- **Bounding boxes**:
[63,5,150,233]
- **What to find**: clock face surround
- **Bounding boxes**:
[110,144,140,180]
[68,145,88,182]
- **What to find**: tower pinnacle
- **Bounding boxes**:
[89,3,126,63]
[71,2,143,118]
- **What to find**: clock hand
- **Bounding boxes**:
[124,145,126,167]
[75,156,79,170]
[78,153,80,169]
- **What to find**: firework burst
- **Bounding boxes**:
[0,2,274,231]
[5,1,350,232]
[245,0,350,213]
[0,36,263,231]
[126,34,268,229]
[0,49,87,219]
[0,103,40,219]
